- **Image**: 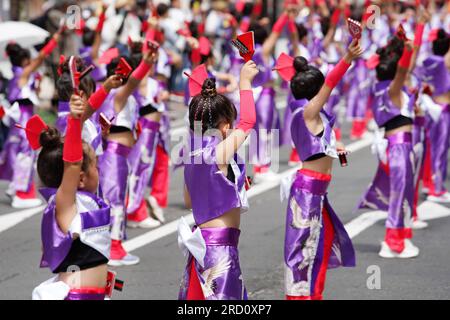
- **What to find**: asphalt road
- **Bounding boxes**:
[0,104,449,300]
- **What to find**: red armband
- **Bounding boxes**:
[288,19,297,34]
[132,60,151,81]
[273,13,288,34]
[41,38,58,56]
[331,9,342,26]
[398,47,413,69]
[88,86,108,110]
[325,59,351,89]
[236,90,256,133]
[413,23,425,48]
[96,11,106,33]
[63,116,83,163]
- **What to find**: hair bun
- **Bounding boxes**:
[201,78,217,98]
[6,43,21,57]
[293,56,309,73]
[39,127,62,150]
[437,29,448,40]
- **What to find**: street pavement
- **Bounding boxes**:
[0,102,449,300]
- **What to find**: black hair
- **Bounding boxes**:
[189,78,237,133]
[432,29,450,56]
[375,37,405,81]
[82,27,96,47]
[106,55,136,84]
[5,43,31,67]
[157,3,170,17]
[249,22,268,45]
[56,56,96,101]
[296,23,308,42]
[321,16,330,37]
[290,56,325,100]
[37,127,91,188]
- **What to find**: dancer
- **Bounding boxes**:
[178,60,258,300]
[97,48,158,266]
[277,39,360,300]
[31,93,112,300]
[421,29,450,203]
[0,33,60,208]
[357,34,420,258]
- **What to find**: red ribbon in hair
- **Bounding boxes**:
[273,53,296,82]
[15,115,49,150]
[184,64,208,97]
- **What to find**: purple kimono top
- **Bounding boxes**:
[371,80,415,127]
[252,44,273,88]
[289,99,338,162]
[39,188,111,273]
[422,55,450,97]
[184,132,249,226]
[8,66,39,104]
[79,46,106,82]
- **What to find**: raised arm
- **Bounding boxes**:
[304,39,362,125]
[20,32,61,86]
[409,8,430,73]
[91,6,107,62]
[388,41,414,109]
[261,12,289,62]
[55,94,85,234]
[82,74,123,122]
[215,60,258,167]
[114,49,157,112]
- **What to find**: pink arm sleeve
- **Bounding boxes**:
[236,90,256,133]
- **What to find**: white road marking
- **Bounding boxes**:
[0,206,46,234]
[345,210,387,239]
[124,133,375,252]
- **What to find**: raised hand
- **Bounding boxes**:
[239,60,259,90]
[69,94,86,119]
[103,74,123,91]
[344,39,364,63]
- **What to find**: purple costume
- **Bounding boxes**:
[79,46,106,82]
[127,83,161,213]
[33,188,110,300]
[0,66,38,193]
[421,55,450,195]
[97,90,139,240]
[282,99,355,299]
[346,59,371,121]
[357,81,415,252]
[178,132,249,300]
[249,45,280,167]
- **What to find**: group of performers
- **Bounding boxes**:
[0,0,448,300]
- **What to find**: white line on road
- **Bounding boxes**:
[124,133,375,252]
[0,205,46,234]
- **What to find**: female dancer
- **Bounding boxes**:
[277,39,361,300]
[357,36,420,258]
[32,92,111,300]
[421,29,450,203]
[97,49,157,266]
[179,60,258,300]
[0,34,60,208]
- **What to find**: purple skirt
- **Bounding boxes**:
[0,104,35,192]
[98,141,131,241]
[285,169,355,298]
[179,227,247,300]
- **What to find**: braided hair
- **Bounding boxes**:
[188,78,237,134]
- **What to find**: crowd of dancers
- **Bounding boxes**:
[0,0,448,300]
